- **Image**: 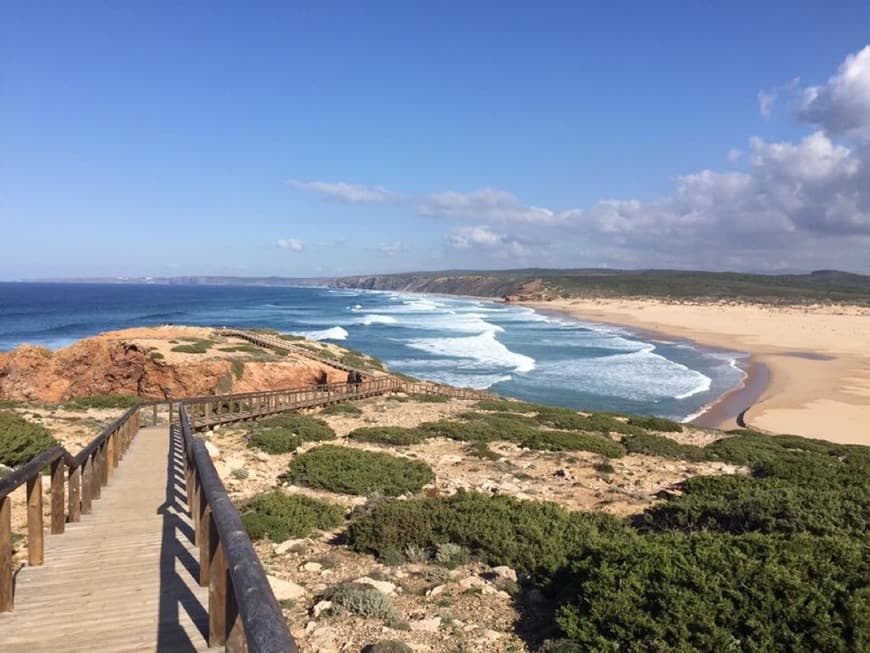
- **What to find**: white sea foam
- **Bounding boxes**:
[295,326,349,341]
[406,330,536,374]
[354,314,398,326]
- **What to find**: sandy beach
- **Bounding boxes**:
[521,299,870,446]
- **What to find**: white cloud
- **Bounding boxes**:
[277,238,304,252]
[288,179,400,204]
[446,226,535,258]
[727,148,743,162]
[757,89,777,118]
[376,241,406,256]
[419,188,560,224]
[798,45,870,141]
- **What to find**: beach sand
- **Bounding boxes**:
[521,299,870,446]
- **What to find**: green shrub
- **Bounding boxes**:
[466,441,500,460]
[320,403,363,416]
[278,334,304,341]
[363,641,413,653]
[594,461,615,474]
[321,582,397,620]
[521,431,626,458]
[476,399,548,413]
[218,344,266,355]
[248,428,302,454]
[240,490,344,541]
[64,394,140,410]
[258,413,335,441]
[0,411,58,467]
[626,415,683,432]
[347,426,424,446]
[149,351,165,361]
[556,532,869,652]
[418,414,541,442]
[641,474,868,538]
[417,419,500,442]
[0,399,23,408]
[622,432,706,461]
[348,491,627,581]
[537,410,644,435]
[283,445,434,496]
[170,339,214,354]
[408,393,450,403]
[231,360,245,380]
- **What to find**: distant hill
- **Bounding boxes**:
[330,268,870,305]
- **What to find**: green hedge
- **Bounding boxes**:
[622,432,706,461]
[0,411,58,467]
[520,430,626,458]
[320,403,363,416]
[258,413,335,441]
[348,491,627,581]
[283,445,434,496]
[248,428,302,454]
[347,426,424,446]
[626,415,683,432]
[241,490,344,541]
[556,532,869,652]
[65,394,140,410]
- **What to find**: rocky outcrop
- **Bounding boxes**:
[0,330,344,402]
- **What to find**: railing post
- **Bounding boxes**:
[26,474,44,566]
[69,465,81,522]
[106,431,116,477]
[209,520,228,646]
[153,403,158,425]
[0,495,12,611]
[192,472,200,545]
[50,458,65,534]
[205,402,211,427]
[199,505,211,586]
[81,457,93,513]
[91,451,101,500]
[226,571,247,652]
[169,402,174,425]
[100,443,109,488]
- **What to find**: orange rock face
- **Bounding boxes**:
[0,331,343,402]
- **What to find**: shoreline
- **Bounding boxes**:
[519,299,870,446]
[527,304,761,430]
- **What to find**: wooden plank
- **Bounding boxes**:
[26,474,44,566]
[208,525,227,646]
[81,458,92,514]
[68,465,81,522]
[199,505,211,587]
[50,459,65,534]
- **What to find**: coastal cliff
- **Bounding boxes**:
[0,326,346,402]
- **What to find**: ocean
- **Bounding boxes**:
[0,283,745,421]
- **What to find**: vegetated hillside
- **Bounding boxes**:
[331,268,870,304]
[193,393,869,652]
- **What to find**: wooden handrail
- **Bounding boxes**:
[179,409,298,652]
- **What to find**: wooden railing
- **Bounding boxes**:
[179,407,298,652]
[184,377,402,430]
[403,381,500,401]
[0,403,149,611]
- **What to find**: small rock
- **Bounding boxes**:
[309,626,340,653]
[267,575,307,602]
[554,468,575,480]
[312,599,333,618]
[491,565,517,582]
[479,629,503,641]
[409,616,442,633]
[256,451,271,462]
[426,584,447,597]
[301,561,323,573]
[273,539,308,555]
[204,440,220,460]
[353,576,398,596]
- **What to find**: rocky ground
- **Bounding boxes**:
[196,395,744,653]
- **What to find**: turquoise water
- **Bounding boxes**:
[0,283,745,420]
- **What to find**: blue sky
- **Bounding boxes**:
[3,2,870,278]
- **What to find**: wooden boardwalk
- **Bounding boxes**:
[0,425,215,652]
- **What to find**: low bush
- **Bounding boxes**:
[248,428,302,454]
[348,491,627,581]
[258,413,335,441]
[622,432,706,461]
[231,360,245,380]
[347,426,424,446]
[626,415,683,432]
[170,339,214,354]
[320,582,397,620]
[278,333,304,341]
[521,431,626,458]
[240,490,344,542]
[218,344,266,355]
[320,403,363,416]
[363,641,413,653]
[0,399,23,408]
[65,394,140,410]
[416,419,500,442]
[0,411,58,467]
[283,445,435,496]
[408,393,450,403]
[466,441,500,460]
[476,399,548,413]
[555,532,869,652]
